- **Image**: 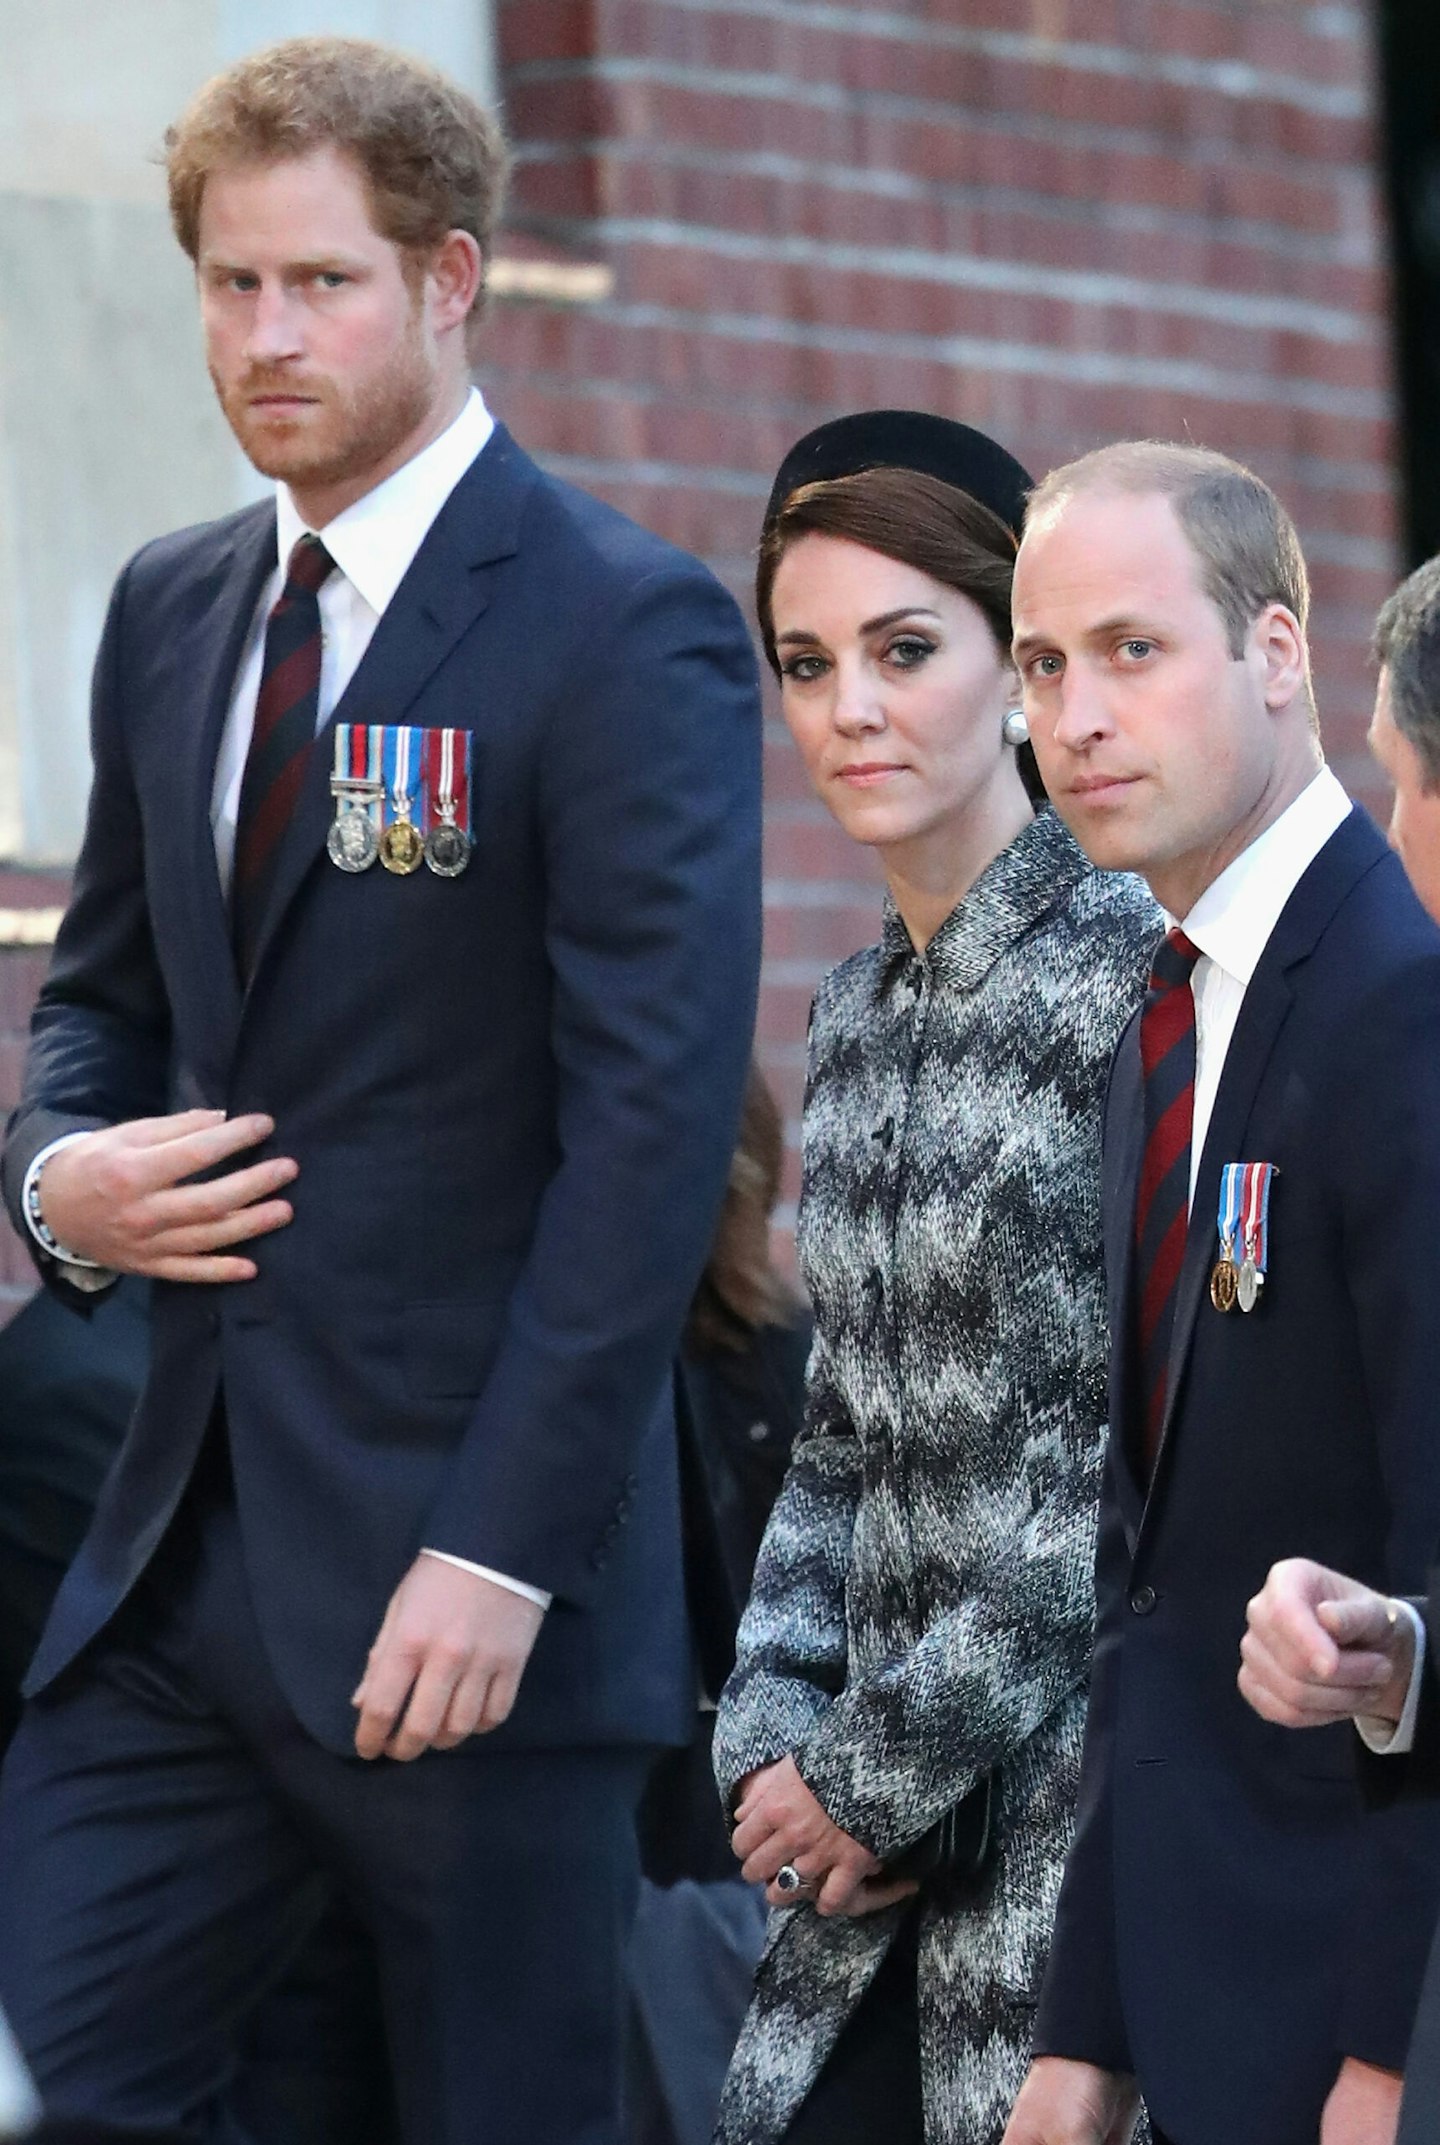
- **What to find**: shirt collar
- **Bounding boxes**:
[1175,765,1352,988]
[274,386,495,617]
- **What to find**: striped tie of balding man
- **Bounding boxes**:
[231,533,337,981]
[1135,928,1202,1479]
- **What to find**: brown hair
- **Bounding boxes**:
[687,1063,800,1355]
[165,37,509,334]
[757,465,1043,801]
[1374,556,1440,792]
[1027,441,1312,657]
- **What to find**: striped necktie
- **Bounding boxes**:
[231,533,336,980]
[1135,927,1202,1477]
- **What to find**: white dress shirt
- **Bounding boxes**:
[1173,764,1351,1210]
[26,387,550,1612]
[1164,766,1423,1750]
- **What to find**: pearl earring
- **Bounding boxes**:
[1002,706,1029,748]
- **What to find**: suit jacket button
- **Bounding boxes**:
[1130,1585,1157,1616]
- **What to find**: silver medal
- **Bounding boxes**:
[327,804,378,872]
[424,817,472,878]
[1237,1256,1263,1314]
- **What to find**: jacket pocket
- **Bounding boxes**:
[403,1286,515,1399]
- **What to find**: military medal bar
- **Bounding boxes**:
[1210,1164,1242,1314]
[379,724,425,875]
[423,726,473,877]
[327,723,383,872]
[1236,1160,1276,1313]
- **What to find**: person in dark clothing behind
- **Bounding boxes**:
[630,1063,812,2145]
[0,1276,398,2145]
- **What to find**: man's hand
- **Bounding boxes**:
[352,1558,545,1761]
[1240,1559,1414,1729]
[1001,2058,1139,2145]
[1320,2057,1402,2145]
[39,1110,296,1283]
[730,1755,886,1913]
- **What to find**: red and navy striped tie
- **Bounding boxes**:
[232,533,336,980]
[1135,927,1201,1477]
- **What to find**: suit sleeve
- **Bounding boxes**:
[1029,1433,1134,2071]
[421,561,763,1602]
[1327,963,1440,2069]
[711,1328,860,1810]
[1,557,172,1304]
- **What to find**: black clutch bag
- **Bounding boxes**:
[883,1774,994,1886]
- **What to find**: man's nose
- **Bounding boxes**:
[1048,666,1115,751]
[243,284,304,364]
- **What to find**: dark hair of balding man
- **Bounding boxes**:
[165,36,509,341]
[1027,440,1312,662]
[1374,556,1440,792]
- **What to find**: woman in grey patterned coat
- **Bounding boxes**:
[713,413,1158,2145]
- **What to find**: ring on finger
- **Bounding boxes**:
[775,1863,811,1896]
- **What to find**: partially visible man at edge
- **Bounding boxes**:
[1240,552,1440,2145]
[0,36,761,2145]
[998,445,1440,2145]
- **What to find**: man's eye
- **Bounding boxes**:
[780,654,828,683]
[1121,639,1155,661]
[315,271,349,289]
[1027,654,1062,680]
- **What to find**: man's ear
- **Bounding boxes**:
[427,228,482,334]
[1252,603,1308,714]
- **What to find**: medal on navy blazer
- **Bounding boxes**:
[1213,1161,1277,1314]
[422,726,473,878]
[1210,1163,1242,1313]
[379,724,425,875]
[327,723,383,873]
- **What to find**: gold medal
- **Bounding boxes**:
[380,814,424,874]
[1209,1257,1238,1314]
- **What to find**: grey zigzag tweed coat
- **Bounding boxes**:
[713,811,1158,2145]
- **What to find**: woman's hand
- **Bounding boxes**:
[731,1755,892,1913]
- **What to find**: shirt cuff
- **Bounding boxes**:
[22,1134,118,1292]
[1356,1600,1426,1754]
[420,1548,551,1611]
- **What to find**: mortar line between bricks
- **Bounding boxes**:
[504,44,1368,123]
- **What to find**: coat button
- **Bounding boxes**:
[1130,1585,1157,1616]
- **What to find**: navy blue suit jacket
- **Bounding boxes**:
[1,424,763,1756]
[1034,811,1440,2143]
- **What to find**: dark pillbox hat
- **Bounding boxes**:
[763,409,1033,543]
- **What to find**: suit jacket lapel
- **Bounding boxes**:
[244,425,537,989]
[1141,807,1386,1506]
[174,505,276,1059]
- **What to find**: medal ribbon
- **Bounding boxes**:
[1217,1163,1244,1264]
[422,727,471,836]
[1241,1161,1276,1275]
[383,725,424,827]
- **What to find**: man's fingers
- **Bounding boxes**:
[1317,1595,1400,1654]
[146,1253,261,1285]
[353,1646,419,1759]
[146,1158,298,1231]
[146,1197,296,1259]
[122,1109,229,1148]
[385,1654,465,1763]
[477,1668,521,1733]
[128,1112,278,1190]
[434,1665,494,1748]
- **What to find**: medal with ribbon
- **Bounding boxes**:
[1235,1160,1277,1312]
[327,723,384,873]
[1210,1164,1244,1313]
[379,725,425,875]
[422,727,473,877]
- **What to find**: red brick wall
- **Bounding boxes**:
[483,0,1396,1243]
[0,0,1397,1304]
